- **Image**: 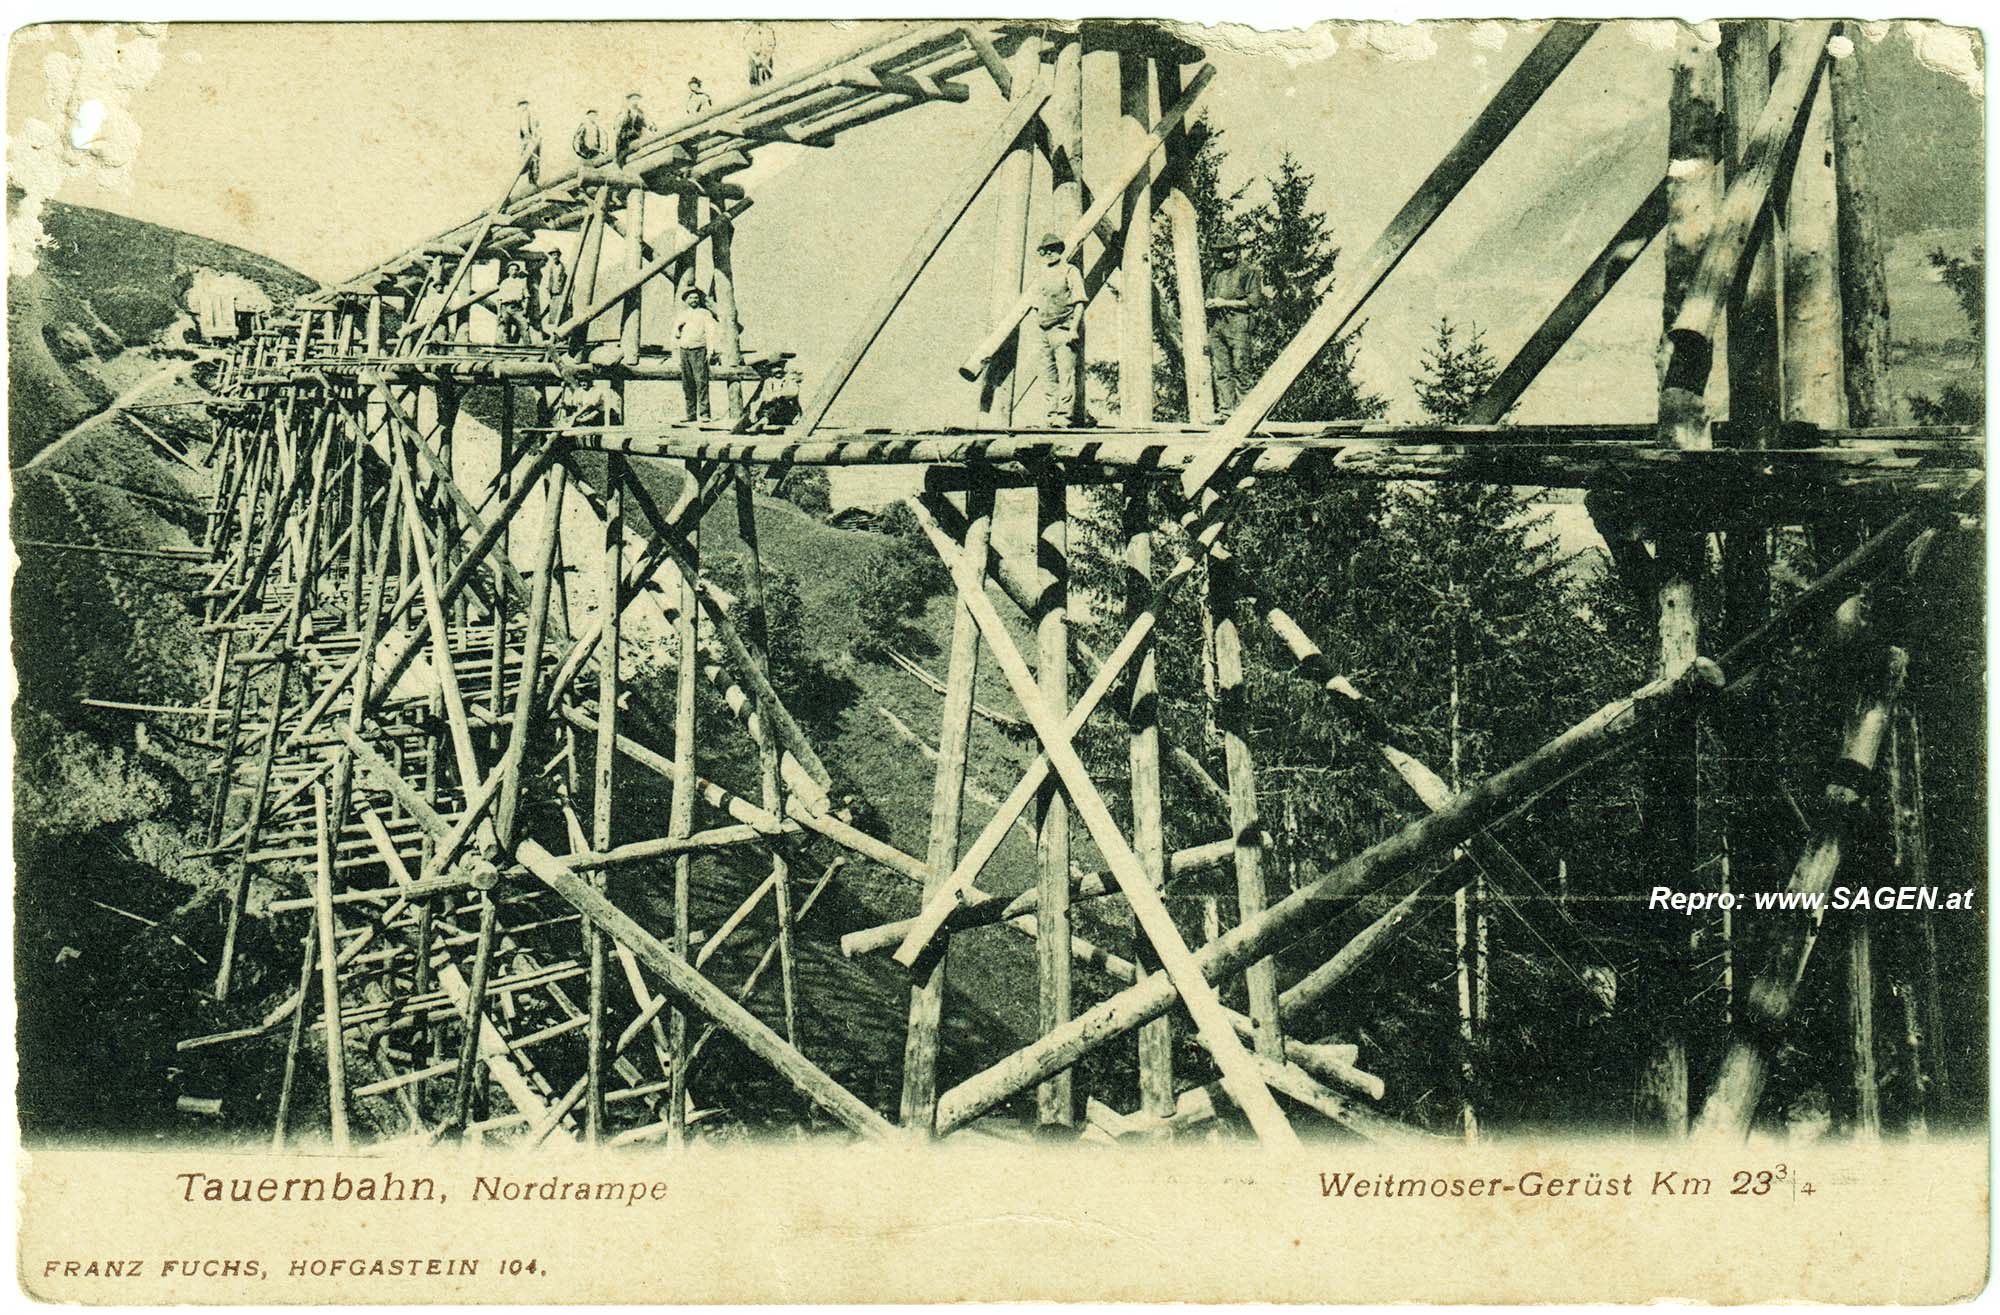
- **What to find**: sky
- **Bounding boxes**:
[8,17,1984,463]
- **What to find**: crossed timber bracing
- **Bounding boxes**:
[173,19,1981,1147]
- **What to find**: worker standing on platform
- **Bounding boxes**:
[572,108,609,167]
[748,23,776,86]
[495,261,532,344]
[674,286,720,422]
[1204,236,1268,416]
[538,249,570,333]
[686,77,713,117]
[516,99,541,185]
[614,92,652,167]
[1029,232,1087,428]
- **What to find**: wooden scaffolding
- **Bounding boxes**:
[170,19,1980,1147]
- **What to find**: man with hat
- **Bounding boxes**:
[1029,232,1088,427]
[1204,233,1269,416]
[537,248,570,335]
[614,91,652,167]
[572,107,609,167]
[686,77,713,117]
[516,99,541,185]
[494,260,533,344]
[674,285,722,421]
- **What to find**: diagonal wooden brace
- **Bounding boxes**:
[1179,22,1596,497]
[892,545,1201,966]
[905,493,1300,1149]
[958,63,1215,380]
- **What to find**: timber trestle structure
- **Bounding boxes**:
[173,20,1980,1147]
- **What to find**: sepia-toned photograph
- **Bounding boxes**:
[6,13,1989,1303]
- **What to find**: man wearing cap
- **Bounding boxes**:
[516,99,541,185]
[1204,235,1269,416]
[674,286,721,421]
[614,92,652,167]
[686,77,713,117]
[1029,232,1088,427]
[572,108,609,167]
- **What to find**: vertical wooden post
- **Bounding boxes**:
[1033,468,1072,1130]
[1719,20,1778,647]
[1159,58,1215,425]
[983,38,1042,424]
[1049,39,1086,426]
[1118,50,1157,424]
[345,418,366,632]
[311,784,351,1152]
[493,384,514,724]
[1712,22,1776,1055]
[271,926,316,1149]
[666,506,699,1146]
[449,894,499,1134]
[712,209,747,418]
[215,663,293,1001]
[1643,25,1725,1135]
[1847,884,1882,1137]
[622,190,646,365]
[587,455,624,1143]
[1211,547,1279,1062]
[1896,710,1947,1121]
[498,463,567,844]
[1787,66,1876,1136]
[1783,76,1844,428]
[736,474,798,1045]
[1827,25,1895,430]
[900,477,992,1131]
[1450,642,1479,1139]
[1125,484,1173,1121]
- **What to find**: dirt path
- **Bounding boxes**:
[16,353,208,474]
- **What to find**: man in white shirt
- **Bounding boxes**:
[674,286,721,421]
[494,261,532,344]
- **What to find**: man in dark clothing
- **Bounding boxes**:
[572,108,608,167]
[1204,236,1269,416]
[538,249,569,334]
[516,99,540,185]
[614,92,651,167]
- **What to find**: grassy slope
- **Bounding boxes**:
[10,202,315,1140]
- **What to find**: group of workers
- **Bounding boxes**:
[1026,230,1267,427]
[512,79,719,184]
[497,41,1270,431]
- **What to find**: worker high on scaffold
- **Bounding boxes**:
[1029,232,1087,428]
[572,108,609,167]
[1204,235,1270,417]
[614,92,652,167]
